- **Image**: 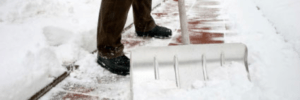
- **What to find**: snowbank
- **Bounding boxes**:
[0,0,163,99]
[0,0,101,99]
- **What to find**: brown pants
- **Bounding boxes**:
[97,0,156,58]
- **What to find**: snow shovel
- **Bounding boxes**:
[130,0,249,99]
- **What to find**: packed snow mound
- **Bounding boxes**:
[43,26,74,46]
[0,0,101,99]
[0,48,66,99]
[73,29,97,53]
[43,26,97,63]
[24,48,65,78]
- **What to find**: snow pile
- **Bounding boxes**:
[134,62,253,100]
[44,26,96,64]
[43,26,74,46]
[0,0,101,99]
[0,48,64,99]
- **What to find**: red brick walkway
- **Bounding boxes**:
[167,0,225,45]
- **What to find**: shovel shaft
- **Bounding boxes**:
[178,0,190,45]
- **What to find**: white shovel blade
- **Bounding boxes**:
[130,43,248,98]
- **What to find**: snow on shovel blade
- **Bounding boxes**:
[130,43,249,99]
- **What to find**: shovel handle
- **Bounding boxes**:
[178,0,190,45]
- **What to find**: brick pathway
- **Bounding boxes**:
[167,0,225,45]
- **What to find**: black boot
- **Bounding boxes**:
[136,25,172,38]
[97,55,130,76]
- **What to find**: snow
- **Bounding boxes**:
[0,0,300,99]
[133,62,253,100]
[0,0,102,99]
[224,0,300,99]
[0,0,163,99]
[252,0,300,55]
[43,26,74,46]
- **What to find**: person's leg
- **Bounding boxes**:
[97,0,132,75]
[133,0,172,38]
[97,0,172,76]
[97,0,132,59]
[132,0,156,32]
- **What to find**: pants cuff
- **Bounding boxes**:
[97,45,124,59]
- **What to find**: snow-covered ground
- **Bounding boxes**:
[0,0,101,99]
[0,0,299,99]
[224,0,300,99]
[252,0,300,55]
